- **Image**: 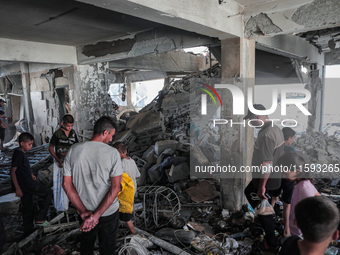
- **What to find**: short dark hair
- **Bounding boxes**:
[282,127,296,141]
[112,142,127,154]
[295,196,339,242]
[93,116,117,135]
[19,132,34,144]
[62,114,74,124]
[0,110,4,116]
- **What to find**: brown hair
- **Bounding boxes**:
[112,141,127,154]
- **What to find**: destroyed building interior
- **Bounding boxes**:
[1,0,340,254]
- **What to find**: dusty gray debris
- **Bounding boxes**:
[292,0,340,27]
[244,13,282,38]
[166,163,190,183]
[155,140,178,155]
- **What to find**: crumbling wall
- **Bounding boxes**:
[19,63,114,144]
[73,63,115,133]
[294,131,340,165]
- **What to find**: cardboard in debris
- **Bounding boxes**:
[185,181,219,203]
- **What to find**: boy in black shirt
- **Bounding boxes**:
[10,133,53,236]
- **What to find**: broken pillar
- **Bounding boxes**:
[219,38,255,210]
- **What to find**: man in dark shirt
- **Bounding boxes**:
[10,133,52,236]
[244,104,285,251]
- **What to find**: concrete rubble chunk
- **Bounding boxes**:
[156,148,175,164]
[142,145,156,164]
[114,130,137,146]
[166,163,190,183]
[191,145,209,165]
[126,111,165,134]
[155,140,178,155]
[148,164,161,183]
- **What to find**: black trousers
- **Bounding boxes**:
[244,180,279,247]
[80,210,119,255]
[21,184,53,235]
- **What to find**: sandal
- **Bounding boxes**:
[36,220,50,227]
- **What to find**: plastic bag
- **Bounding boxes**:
[256,199,275,215]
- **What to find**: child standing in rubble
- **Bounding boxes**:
[113,142,140,234]
[277,152,320,237]
[10,133,53,236]
[49,114,78,212]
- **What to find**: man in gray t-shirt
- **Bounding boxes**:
[63,116,122,255]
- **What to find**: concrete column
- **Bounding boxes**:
[0,78,5,95]
[220,38,255,211]
[20,63,35,133]
[306,64,323,133]
[126,82,133,109]
[319,65,326,131]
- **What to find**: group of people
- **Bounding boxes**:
[9,115,140,255]
[5,103,340,255]
[244,104,339,255]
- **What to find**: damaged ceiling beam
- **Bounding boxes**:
[0,38,77,65]
[109,51,206,73]
[77,27,218,64]
[76,0,243,39]
[256,34,324,64]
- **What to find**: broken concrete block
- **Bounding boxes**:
[131,156,148,169]
[127,111,165,134]
[142,145,156,164]
[114,130,137,145]
[165,163,190,183]
[148,164,161,183]
[191,146,209,165]
[177,142,191,152]
[155,140,178,155]
[136,166,148,186]
[138,137,153,150]
[157,148,175,164]
[0,193,20,214]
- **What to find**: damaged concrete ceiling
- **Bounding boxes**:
[1,0,340,69]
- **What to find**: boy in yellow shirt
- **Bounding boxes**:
[113,142,140,234]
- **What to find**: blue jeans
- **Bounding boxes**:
[80,210,119,255]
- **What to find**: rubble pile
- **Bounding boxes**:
[294,131,340,164]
